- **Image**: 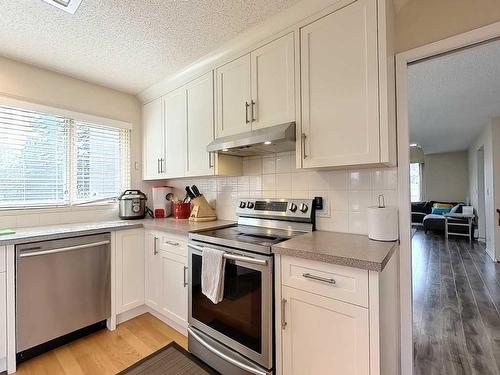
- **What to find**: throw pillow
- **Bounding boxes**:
[431,207,451,215]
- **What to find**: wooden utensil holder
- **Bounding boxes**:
[189,195,217,222]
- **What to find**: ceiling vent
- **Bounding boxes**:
[41,0,83,14]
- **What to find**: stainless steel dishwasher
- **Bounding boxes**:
[16,233,111,357]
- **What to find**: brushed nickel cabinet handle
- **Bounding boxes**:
[157,158,161,174]
[302,272,336,285]
[251,100,256,122]
[301,133,308,159]
[281,298,287,329]
[165,240,180,246]
[153,236,159,255]
[208,152,213,168]
[245,102,250,124]
[183,266,188,287]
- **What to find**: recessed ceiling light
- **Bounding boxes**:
[264,141,272,145]
[222,148,228,152]
[41,0,84,14]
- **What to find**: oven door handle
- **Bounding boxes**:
[187,327,268,375]
[188,243,268,266]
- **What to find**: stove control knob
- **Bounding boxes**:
[239,201,246,209]
[247,201,254,209]
[289,203,297,212]
[299,203,309,213]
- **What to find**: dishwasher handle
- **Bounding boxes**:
[19,240,111,258]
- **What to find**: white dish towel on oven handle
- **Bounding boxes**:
[201,247,226,304]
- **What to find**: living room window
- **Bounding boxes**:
[410,162,422,202]
[0,104,130,209]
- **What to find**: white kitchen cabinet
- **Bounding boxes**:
[143,98,165,179]
[216,54,252,138]
[250,32,295,130]
[299,0,396,168]
[186,72,215,177]
[164,87,187,178]
[159,250,188,328]
[145,231,162,311]
[144,230,188,328]
[0,272,6,371]
[276,251,399,375]
[216,33,296,137]
[281,286,370,375]
[115,229,145,314]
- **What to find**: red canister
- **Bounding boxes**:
[172,202,191,219]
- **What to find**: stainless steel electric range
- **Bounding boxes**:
[188,198,316,375]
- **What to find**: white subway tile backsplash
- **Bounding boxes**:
[262,174,276,191]
[349,191,372,212]
[291,171,310,191]
[349,212,368,234]
[275,173,292,191]
[349,170,372,190]
[330,170,348,191]
[330,190,349,212]
[262,156,276,174]
[161,154,397,235]
[275,153,292,173]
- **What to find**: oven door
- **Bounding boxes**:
[188,242,273,369]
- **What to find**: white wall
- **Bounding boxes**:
[422,151,469,202]
[468,118,500,260]
[0,55,143,228]
[396,0,500,52]
[158,152,398,235]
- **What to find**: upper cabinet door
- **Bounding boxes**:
[216,54,251,138]
[164,88,187,179]
[250,33,295,130]
[143,98,164,180]
[186,72,215,177]
[300,0,380,168]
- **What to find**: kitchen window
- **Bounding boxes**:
[0,104,130,209]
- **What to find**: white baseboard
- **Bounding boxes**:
[116,304,187,337]
[116,305,149,324]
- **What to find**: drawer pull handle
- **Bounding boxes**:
[183,266,188,287]
[302,273,336,285]
[165,240,180,246]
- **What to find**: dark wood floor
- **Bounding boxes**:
[413,230,500,375]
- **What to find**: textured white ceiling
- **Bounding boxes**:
[408,39,500,154]
[0,0,299,93]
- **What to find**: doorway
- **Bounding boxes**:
[478,147,486,243]
[397,23,500,375]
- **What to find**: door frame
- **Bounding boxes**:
[397,20,500,375]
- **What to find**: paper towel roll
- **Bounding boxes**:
[367,206,399,241]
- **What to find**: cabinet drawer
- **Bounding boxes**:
[281,255,368,307]
[0,246,5,272]
[158,234,188,257]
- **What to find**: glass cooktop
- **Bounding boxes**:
[190,225,304,253]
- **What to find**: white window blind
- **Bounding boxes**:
[0,106,70,208]
[73,121,130,204]
[0,104,130,209]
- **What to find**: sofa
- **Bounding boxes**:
[411,201,473,236]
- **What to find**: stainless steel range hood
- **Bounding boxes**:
[207,122,296,157]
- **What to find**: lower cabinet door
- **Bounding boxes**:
[115,229,145,313]
[281,286,370,375]
[159,251,188,327]
[0,273,6,366]
[145,231,162,310]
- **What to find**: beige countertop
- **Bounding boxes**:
[0,218,235,246]
[272,231,398,272]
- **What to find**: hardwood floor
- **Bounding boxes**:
[413,230,500,375]
[14,313,187,375]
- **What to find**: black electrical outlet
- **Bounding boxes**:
[313,196,323,210]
